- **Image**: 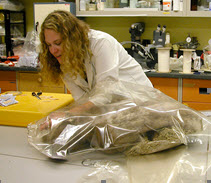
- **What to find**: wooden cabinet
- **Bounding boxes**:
[149,77,178,101]
[182,79,211,110]
[17,71,65,93]
[0,71,16,93]
[186,0,211,17]
[76,0,211,17]
[76,1,185,17]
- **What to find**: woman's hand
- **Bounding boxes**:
[39,111,66,131]
[39,101,95,131]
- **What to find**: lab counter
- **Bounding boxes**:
[0,66,38,72]
[146,70,211,80]
[1,66,211,80]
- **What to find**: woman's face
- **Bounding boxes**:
[44,29,63,64]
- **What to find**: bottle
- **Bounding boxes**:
[80,0,86,11]
[191,0,198,11]
[180,0,183,11]
[89,0,97,11]
[97,0,105,10]
[173,0,180,11]
[163,0,172,11]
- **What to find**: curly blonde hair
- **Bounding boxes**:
[39,10,92,83]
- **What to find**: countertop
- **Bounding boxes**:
[0,66,38,72]
[146,70,211,80]
[1,116,211,183]
[1,66,211,79]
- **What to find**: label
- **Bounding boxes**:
[163,0,171,11]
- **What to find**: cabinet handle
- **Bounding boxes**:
[36,22,39,32]
[37,77,42,83]
[199,88,211,94]
[183,83,195,87]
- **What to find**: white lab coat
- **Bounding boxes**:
[62,29,153,106]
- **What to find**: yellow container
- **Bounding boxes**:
[0,92,74,127]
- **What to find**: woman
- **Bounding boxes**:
[39,10,152,128]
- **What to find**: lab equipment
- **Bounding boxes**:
[173,34,200,49]
[181,48,195,73]
[153,24,166,46]
[122,22,156,69]
[157,47,171,72]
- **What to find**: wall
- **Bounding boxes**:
[18,0,211,50]
[85,17,211,50]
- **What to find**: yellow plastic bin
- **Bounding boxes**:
[0,92,74,127]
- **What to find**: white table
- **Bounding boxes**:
[1,117,211,183]
[0,126,95,183]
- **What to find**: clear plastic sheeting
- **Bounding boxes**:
[15,31,39,67]
[28,78,209,156]
[78,160,130,183]
[27,78,211,182]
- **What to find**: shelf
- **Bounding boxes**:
[0,10,26,57]
[186,11,211,17]
[76,0,211,17]
[76,9,184,17]
[10,21,24,24]
[76,0,186,17]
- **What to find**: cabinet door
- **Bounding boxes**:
[182,79,211,110]
[182,102,211,111]
[0,71,16,93]
[149,77,178,100]
[186,0,211,17]
[183,79,211,102]
[17,72,65,93]
[34,3,75,35]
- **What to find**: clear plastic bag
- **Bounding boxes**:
[15,31,39,67]
[0,0,24,11]
[27,78,211,182]
[28,78,210,159]
[78,160,130,183]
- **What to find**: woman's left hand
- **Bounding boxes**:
[39,111,67,131]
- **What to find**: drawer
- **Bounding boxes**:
[149,77,178,100]
[0,71,16,81]
[17,72,65,93]
[0,71,16,93]
[0,80,16,92]
[183,79,211,103]
[182,102,211,111]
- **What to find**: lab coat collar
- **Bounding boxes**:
[73,73,90,93]
[84,57,95,90]
[73,58,95,92]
